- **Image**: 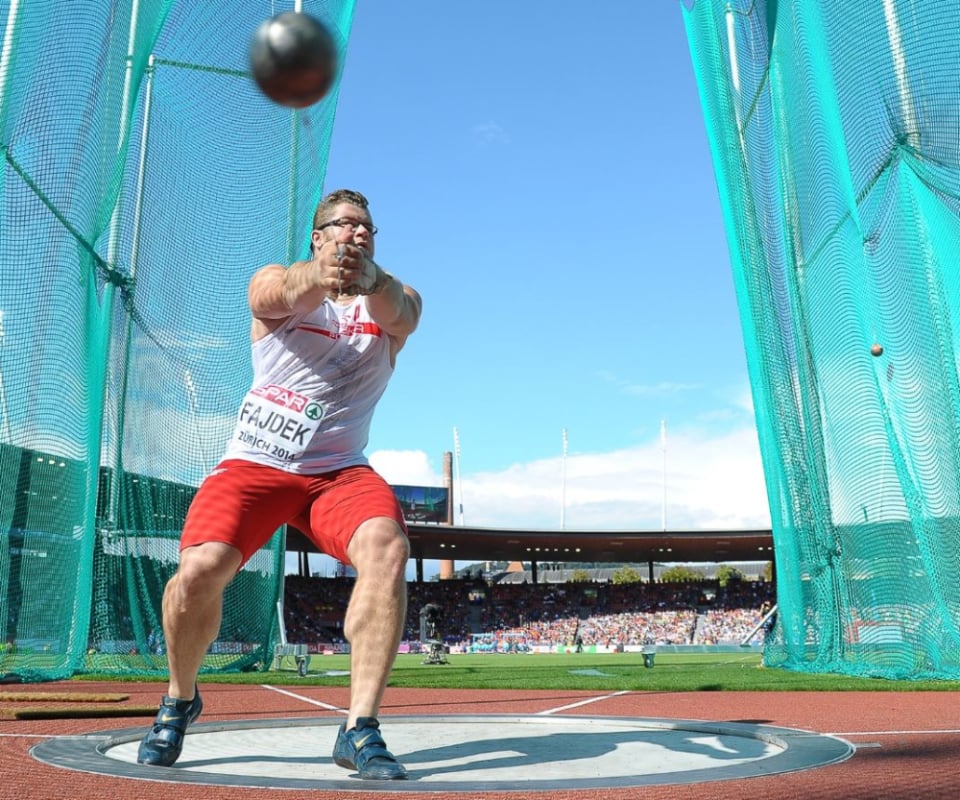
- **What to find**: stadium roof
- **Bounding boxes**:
[287,523,774,564]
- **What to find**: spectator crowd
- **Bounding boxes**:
[283,574,776,652]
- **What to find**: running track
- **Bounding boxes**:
[2,681,958,799]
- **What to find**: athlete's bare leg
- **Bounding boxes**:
[343,517,409,728]
[162,542,242,700]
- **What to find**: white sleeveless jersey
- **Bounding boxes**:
[222,296,393,473]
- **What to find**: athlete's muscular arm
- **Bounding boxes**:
[363,261,422,339]
[248,241,343,321]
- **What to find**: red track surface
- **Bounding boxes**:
[2,682,957,799]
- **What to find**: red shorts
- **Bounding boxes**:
[179,459,407,566]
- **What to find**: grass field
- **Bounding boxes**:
[78,652,960,692]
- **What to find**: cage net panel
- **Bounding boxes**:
[682,0,960,678]
[0,0,355,681]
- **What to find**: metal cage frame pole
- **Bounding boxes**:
[72,0,147,669]
[275,0,308,648]
[0,0,25,656]
[284,0,305,265]
[106,50,158,660]
[741,603,778,647]
[108,50,157,527]
[0,0,25,128]
[0,311,10,443]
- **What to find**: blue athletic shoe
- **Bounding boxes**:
[137,689,203,767]
[332,717,407,779]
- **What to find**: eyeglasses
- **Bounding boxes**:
[316,218,378,235]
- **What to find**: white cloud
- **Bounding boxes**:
[472,121,509,146]
[623,381,702,396]
[368,449,441,486]
[290,422,771,578]
[366,422,771,533]
[595,369,702,398]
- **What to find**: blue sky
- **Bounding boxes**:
[306,1,771,575]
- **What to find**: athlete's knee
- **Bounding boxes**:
[348,518,409,574]
[169,543,241,608]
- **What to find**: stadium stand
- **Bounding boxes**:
[282,575,776,653]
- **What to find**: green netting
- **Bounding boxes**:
[683,0,960,678]
[0,1,355,681]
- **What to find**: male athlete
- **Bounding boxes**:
[137,189,422,780]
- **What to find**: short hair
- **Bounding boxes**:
[312,188,371,230]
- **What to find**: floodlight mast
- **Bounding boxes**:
[453,426,465,525]
[661,419,667,532]
[560,427,568,529]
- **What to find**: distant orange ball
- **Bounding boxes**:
[870,343,884,357]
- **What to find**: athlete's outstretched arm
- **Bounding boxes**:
[364,264,422,339]
[248,240,344,320]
